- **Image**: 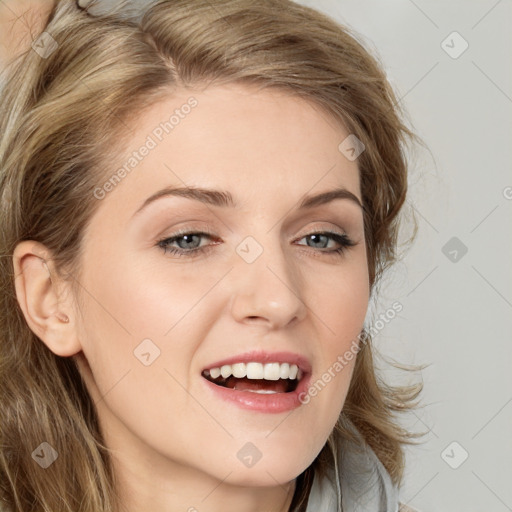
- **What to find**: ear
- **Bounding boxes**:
[12,240,82,357]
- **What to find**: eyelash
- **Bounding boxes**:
[156,228,357,259]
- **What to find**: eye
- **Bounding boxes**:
[157,230,217,258]
[156,229,357,258]
[294,231,356,256]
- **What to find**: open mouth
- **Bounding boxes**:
[201,362,304,394]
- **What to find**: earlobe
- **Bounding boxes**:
[12,240,82,357]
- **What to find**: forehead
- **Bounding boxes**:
[93,82,361,222]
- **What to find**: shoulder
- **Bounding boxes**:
[399,503,421,512]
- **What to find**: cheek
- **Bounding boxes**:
[75,251,225,395]
[302,257,368,420]
[73,254,167,397]
[310,255,370,341]
[81,248,216,338]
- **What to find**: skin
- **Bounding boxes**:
[13,83,370,512]
[0,0,54,69]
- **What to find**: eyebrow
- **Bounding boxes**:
[131,185,363,218]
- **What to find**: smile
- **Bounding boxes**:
[202,362,304,394]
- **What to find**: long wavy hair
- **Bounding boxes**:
[0,1,426,510]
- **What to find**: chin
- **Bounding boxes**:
[210,454,314,488]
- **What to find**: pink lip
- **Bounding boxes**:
[201,350,312,414]
[202,350,312,374]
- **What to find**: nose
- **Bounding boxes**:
[229,239,308,330]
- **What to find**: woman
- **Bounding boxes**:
[0,1,425,510]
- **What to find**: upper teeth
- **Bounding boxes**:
[205,362,302,381]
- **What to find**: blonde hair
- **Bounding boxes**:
[0,1,426,510]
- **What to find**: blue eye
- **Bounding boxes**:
[298,232,356,256]
[157,230,217,258]
[157,230,356,258]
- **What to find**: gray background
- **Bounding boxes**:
[294,0,512,510]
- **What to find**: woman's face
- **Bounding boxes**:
[71,83,369,490]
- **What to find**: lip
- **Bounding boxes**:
[201,350,312,414]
